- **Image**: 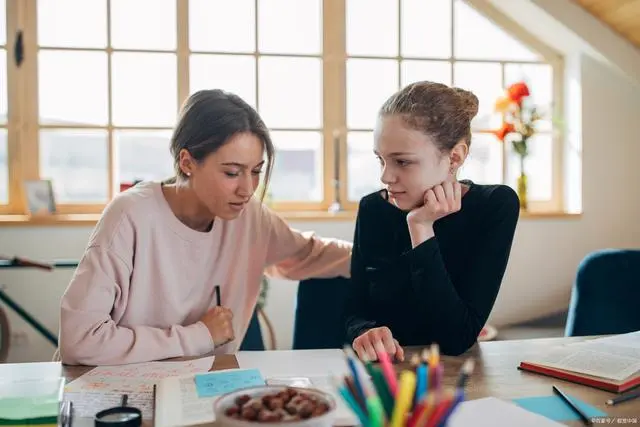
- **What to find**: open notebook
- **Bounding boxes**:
[519,331,640,392]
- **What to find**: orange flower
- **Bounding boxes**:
[506,82,530,104]
[493,122,515,141]
[494,96,513,113]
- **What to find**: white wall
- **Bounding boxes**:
[2,54,640,362]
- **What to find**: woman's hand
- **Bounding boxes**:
[352,327,405,362]
[200,306,235,346]
[407,180,463,227]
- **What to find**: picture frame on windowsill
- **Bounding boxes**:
[23,179,57,216]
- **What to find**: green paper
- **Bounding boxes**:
[0,377,64,424]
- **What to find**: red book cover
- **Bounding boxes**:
[518,362,640,393]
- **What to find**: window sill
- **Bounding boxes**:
[0,210,582,226]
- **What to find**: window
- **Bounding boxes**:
[2,0,562,217]
[0,0,7,207]
[342,0,562,212]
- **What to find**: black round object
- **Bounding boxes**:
[94,407,142,427]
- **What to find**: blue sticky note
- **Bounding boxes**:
[194,369,265,398]
[513,395,607,422]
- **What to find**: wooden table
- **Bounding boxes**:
[63,337,640,426]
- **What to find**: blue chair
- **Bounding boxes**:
[240,309,265,350]
[292,276,351,349]
[565,249,640,337]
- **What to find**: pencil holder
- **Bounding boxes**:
[336,345,474,427]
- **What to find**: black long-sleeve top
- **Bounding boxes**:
[344,180,520,356]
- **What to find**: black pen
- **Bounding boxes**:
[606,388,640,406]
[552,385,591,426]
[153,384,157,422]
[215,285,221,306]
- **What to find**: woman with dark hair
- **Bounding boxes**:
[59,90,352,366]
[345,81,519,360]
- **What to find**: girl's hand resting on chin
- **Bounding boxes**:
[407,180,467,226]
[352,326,405,362]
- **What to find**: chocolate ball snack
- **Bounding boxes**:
[222,388,332,423]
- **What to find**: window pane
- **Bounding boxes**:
[269,131,322,201]
[189,0,254,53]
[0,129,6,204]
[458,133,502,185]
[347,59,398,129]
[506,133,552,201]
[454,0,541,61]
[38,0,107,48]
[402,0,451,58]
[39,50,108,126]
[505,63,553,131]
[190,54,256,108]
[40,129,108,203]
[401,60,451,87]
[347,0,398,57]
[111,0,175,50]
[454,62,502,130]
[0,0,5,46]
[258,57,321,128]
[0,49,5,125]
[112,53,177,127]
[347,131,380,201]
[259,0,321,55]
[116,130,173,185]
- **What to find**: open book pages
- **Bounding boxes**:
[522,331,640,382]
[155,373,217,427]
[64,356,214,421]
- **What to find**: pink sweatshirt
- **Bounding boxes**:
[59,182,352,366]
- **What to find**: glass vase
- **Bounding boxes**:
[517,156,528,211]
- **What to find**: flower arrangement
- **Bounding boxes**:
[492,81,543,210]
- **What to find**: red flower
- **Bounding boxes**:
[493,122,515,141]
[506,82,530,104]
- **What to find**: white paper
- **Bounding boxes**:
[65,356,215,393]
[447,397,565,427]
[155,370,255,427]
[0,361,62,380]
[236,349,350,378]
[64,356,214,420]
[236,350,357,426]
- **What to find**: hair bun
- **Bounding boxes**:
[453,87,479,121]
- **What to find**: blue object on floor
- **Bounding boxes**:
[513,395,607,422]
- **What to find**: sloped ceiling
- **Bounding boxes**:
[573,0,640,48]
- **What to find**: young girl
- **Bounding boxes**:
[58,89,352,366]
[345,81,519,360]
